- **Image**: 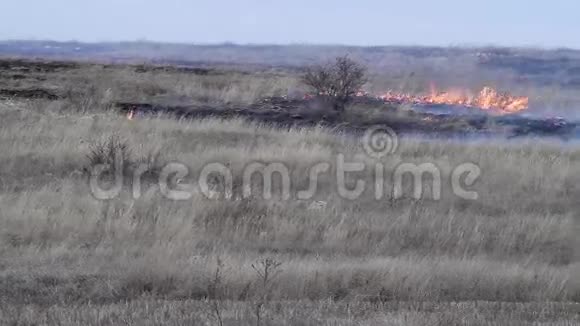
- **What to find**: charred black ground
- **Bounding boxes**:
[116,97,579,139]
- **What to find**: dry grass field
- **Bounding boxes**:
[0,58,579,325]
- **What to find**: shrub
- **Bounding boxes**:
[86,135,133,174]
[302,55,367,112]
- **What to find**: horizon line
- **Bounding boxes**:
[0,39,578,52]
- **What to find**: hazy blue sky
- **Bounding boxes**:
[1,0,578,48]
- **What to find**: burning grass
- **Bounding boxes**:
[377,85,529,114]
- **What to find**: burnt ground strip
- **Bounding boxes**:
[116,97,580,139]
[0,58,220,76]
[0,88,60,100]
[132,64,216,75]
[0,59,79,73]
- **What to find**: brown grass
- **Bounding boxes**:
[0,94,579,324]
[0,58,579,324]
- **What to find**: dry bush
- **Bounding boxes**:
[303,56,367,112]
[86,135,133,169]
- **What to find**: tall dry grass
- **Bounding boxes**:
[0,99,578,319]
[1,53,579,324]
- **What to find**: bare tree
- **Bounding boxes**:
[206,257,225,326]
[251,258,283,326]
[302,55,367,112]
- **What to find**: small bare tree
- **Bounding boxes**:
[206,257,225,326]
[302,55,367,112]
[251,258,283,326]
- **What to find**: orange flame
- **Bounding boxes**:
[378,85,528,114]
